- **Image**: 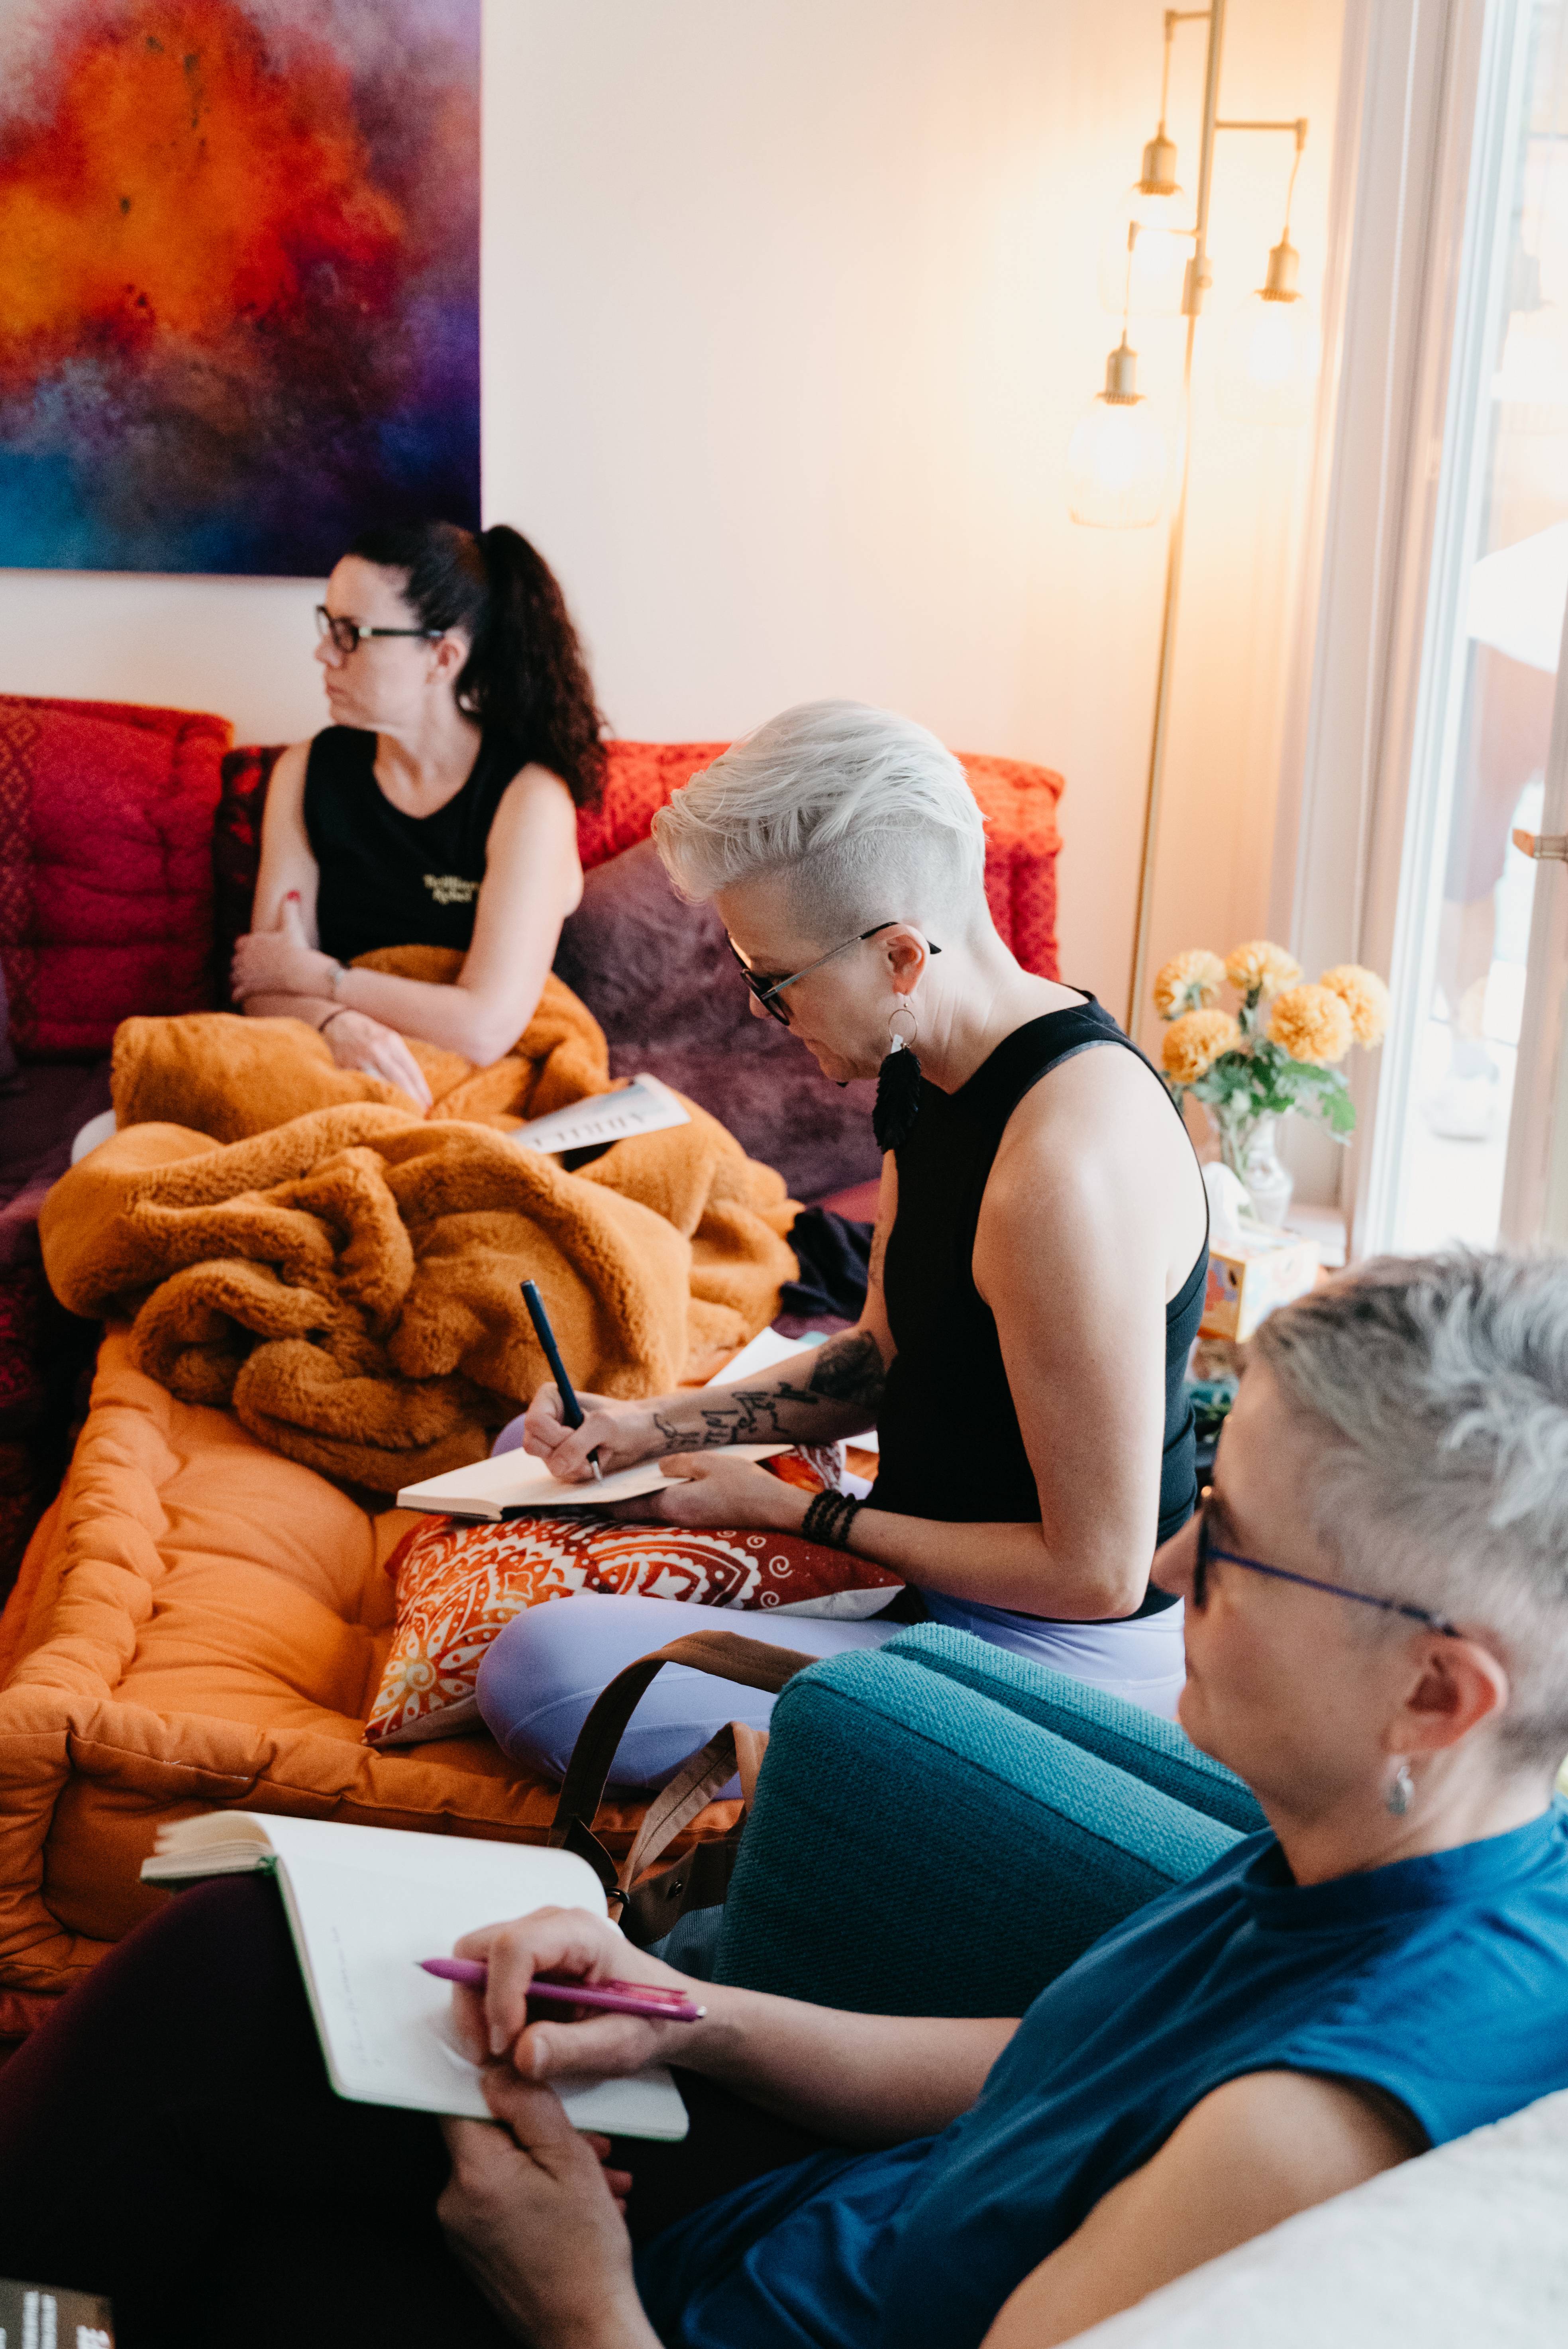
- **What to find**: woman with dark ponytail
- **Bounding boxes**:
[231,521,604,1100]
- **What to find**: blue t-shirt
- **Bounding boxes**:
[637,1811,1568,2349]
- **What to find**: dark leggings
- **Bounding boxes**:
[0,1878,836,2348]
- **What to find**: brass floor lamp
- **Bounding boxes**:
[1066,2,1319,1035]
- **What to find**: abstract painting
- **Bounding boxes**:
[0,0,479,575]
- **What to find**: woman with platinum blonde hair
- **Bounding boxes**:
[483,700,1209,1780]
[10,1253,1568,2346]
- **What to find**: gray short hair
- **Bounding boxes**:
[1254,1250,1568,1770]
[652,700,989,942]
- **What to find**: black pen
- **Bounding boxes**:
[520,1279,603,1481]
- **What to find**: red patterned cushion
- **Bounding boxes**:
[962,753,1065,981]
[365,1488,903,1748]
[0,695,232,1056]
[214,743,287,1006]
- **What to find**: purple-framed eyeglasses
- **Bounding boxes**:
[727,922,940,1025]
[1193,1488,1464,1639]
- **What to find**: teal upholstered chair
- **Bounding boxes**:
[711,1625,1265,2018]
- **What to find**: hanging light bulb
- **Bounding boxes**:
[1220,127,1320,426]
[1099,22,1191,316]
[1068,334,1169,527]
[1099,132,1191,316]
[1219,235,1321,424]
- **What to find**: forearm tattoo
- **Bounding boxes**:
[805,1329,886,1403]
[650,1329,887,1452]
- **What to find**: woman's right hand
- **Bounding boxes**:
[319,1009,434,1110]
[449,1905,712,2083]
[522,1385,662,1481]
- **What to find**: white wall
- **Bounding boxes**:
[0,0,1346,1017]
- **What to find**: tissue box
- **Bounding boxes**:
[1201,1222,1319,1342]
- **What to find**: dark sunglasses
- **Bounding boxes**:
[315,606,444,659]
[728,923,940,1025]
[1193,1488,1463,1638]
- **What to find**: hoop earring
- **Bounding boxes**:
[873,1001,923,1153]
[1385,1760,1415,1817]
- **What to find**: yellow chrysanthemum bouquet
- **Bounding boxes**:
[1154,941,1389,1211]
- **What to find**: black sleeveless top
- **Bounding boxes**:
[869,997,1208,1619]
[302,726,521,964]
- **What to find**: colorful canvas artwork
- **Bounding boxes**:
[0,0,480,575]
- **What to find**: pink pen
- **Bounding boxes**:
[418,1957,705,2021]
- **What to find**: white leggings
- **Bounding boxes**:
[474,1590,1187,1786]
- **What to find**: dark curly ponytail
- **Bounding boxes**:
[346,520,606,807]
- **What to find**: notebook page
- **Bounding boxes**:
[275,1851,688,2139]
[396,1450,680,1516]
[397,1442,791,1517]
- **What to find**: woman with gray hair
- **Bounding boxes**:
[10,1252,1568,2345]
[489,700,1209,1778]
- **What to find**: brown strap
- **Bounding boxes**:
[614,1722,741,1894]
[548,1628,814,1865]
[733,1719,768,1810]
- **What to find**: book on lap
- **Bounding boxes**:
[140,1813,689,2142]
[396,1442,787,1520]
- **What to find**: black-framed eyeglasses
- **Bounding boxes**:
[727,923,941,1025]
[315,606,444,659]
[1193,1488,1464,1638]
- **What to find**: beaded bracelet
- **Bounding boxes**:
[800,1488,865,1550]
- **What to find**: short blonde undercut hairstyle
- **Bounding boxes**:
[652,700,989,944]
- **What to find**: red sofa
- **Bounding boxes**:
[0,693,1064,1585]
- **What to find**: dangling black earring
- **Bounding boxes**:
[874,1003,923,1152]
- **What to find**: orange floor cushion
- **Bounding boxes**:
[0,1332,734,2033]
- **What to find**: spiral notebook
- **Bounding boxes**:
[141,1812,689,2141]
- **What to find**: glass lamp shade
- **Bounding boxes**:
[1068,382,1168,528]
[1219,285,1321,425]
[1099,181,1190,317]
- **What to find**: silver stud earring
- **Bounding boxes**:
[1385,1760,1415,1817]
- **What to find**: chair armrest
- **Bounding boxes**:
[882,1624,1267,1836]
[713,1645,1241,2016]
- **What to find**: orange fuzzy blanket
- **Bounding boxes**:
[111,949,612,1141]
[44,985,798,1491]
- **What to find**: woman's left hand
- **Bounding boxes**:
[231,894,339,1003]
[439,2072,655,2348]
[608,1452,809,1532]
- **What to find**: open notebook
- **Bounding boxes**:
[141,1813,689,2141]
[395,1442,788,1521]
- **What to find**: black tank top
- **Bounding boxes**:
[869,997,1208,1618]
[301,726,521,964]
